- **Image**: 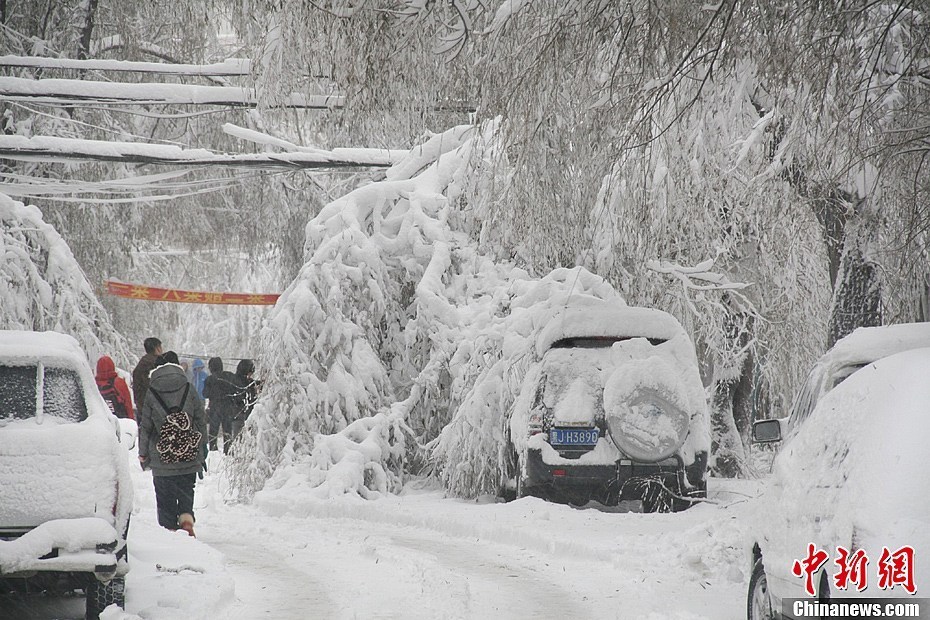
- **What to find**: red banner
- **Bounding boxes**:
[105,280,280,305]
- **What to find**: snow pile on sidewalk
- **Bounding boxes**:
[123,518,231,620]
[0,193,129,365]
[227,122,626,500]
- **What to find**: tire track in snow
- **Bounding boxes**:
[387,532,591,620]
[201,534,337,620]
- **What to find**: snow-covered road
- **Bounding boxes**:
[148,454,757,620]
[3,452,763,619]
[206,503,612,619]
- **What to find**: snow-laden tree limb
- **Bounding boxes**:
[645,258,754,300]
[0,76,343,109]
[0,54,251,76]
[0,134,401,170]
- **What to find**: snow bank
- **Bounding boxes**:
[124,520,232,620]
[262,410,411,500]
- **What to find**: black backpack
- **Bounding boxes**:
[98,378,129,419]
[149,384,201,464]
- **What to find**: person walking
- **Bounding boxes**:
[137,351,207,537]
[229,359,258,445]
[190,358,208,401]
[95,355,134,420]
[132,337,163,410]
[202,357,241,454]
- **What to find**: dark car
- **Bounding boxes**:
[508,304,710,511]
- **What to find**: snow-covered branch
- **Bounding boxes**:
[0,54,251,76]
[646,258,752,291]
[0,134,401,170]
[0,194,130,366]
[0,76,343,109]
[645,256,758,317]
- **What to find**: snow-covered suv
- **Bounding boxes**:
[0,331,133,619]
[508,304,710,511]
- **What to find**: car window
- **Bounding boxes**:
[540,348,609,413]
[43,367,88,422]
[787,371,820,432]
[829,363,867,389]
[0,365,39,421]
[0,364,87,424]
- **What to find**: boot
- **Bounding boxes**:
[178,513,196,538]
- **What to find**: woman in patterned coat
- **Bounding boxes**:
[137,351,207,536]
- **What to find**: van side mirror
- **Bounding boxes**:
[752,419,782,444]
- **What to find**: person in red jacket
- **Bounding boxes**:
[96,355,135,420]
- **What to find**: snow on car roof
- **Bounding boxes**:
[536,303,686,357]
[0,330,88,366]
[821,321,930,369]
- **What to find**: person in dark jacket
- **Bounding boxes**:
[138,351,207,536]
[131,337,163,411]
[202,357,242,454]
[229,358,259,445]
[95,355,134,420]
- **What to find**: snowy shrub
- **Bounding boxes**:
[0,194,129,365]
[259,409,412,500]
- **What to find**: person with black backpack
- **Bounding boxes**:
[138,351,207,537]
[95,355,134,420]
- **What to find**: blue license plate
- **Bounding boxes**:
[549,428,599,446]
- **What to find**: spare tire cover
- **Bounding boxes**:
[602,358,691,462]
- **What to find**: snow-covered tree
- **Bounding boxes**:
[7,0,929,492]
[0,193,129,364]
[221,0,929,481]
[225,121,634,500]
[0,0,355,357]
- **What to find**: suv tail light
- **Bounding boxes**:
[528,412,543,435]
